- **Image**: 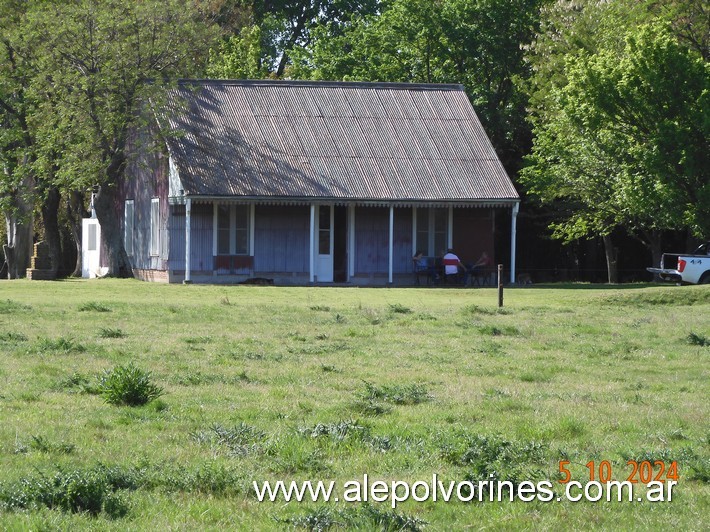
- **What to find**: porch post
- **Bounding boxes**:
[184,197,192,284]
[412,206,417,256]
[249,204,255,275]
[388,205,394,284]
[348,204,355,281]
[212,203,218,258]
[510,202,519,284]
[447,205,453,249]
[309,203,315,283]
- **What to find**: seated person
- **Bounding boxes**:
[469,251,492,285]
[442,248,466,284]
[413,250,438,283]
[472,251,492,272]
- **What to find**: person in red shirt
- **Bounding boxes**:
[442,249,465,284]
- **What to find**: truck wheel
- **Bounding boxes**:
[700,272,710,284]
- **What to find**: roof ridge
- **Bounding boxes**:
[177,79,465,92]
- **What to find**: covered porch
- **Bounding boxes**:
[166,198,520,286]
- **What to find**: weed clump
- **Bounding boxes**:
[0,331,28,343]
[351,399,392,417]
[78,302,111,312]
[0,464,143,518]
[442,434,548,485]
[34,337,87,355]
[478,324,520,336]
[687,332,709,347]
[277,503,426,531]
[462,304,497,316]
[14,435,75,455]
[0,300,32,313]
[53,372,97,394]
[154,462,243,495]
[362,381,430,405]
[388,303,412,314]
[192,423,266,457]
[99,327,126,338]
[299,420,370,442]
[97,363,164,406]
[688,459,710,483]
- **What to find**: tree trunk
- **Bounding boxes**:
[3,175,34,279]
[637,229,664,281]
[67,190,86,277]
[2,244,14,278]
[602,234,618,284]
[41,186,62,275]
[93,184,133,278]
[3,213,33,279]
[647,231,663,271]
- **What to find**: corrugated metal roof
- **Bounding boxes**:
[163,80,518,203]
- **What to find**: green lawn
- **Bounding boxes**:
[0,280,708,530]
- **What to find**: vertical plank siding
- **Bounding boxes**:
[168,204,213,272]
[122,121,171,271]
[254,205,309,273]
[354,207,411,274]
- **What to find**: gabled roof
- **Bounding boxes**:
[163,80,518,205]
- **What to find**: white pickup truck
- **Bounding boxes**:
[647,243,710,284]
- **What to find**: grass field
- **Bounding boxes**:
[0,279,708,530]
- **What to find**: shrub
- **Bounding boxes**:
[97,363,164,406]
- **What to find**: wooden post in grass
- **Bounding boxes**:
[498,264,504,308]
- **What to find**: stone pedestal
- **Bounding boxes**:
[26,241,56,280]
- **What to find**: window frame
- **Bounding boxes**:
[150,198,160,257]
[124,200,134,257]
[213,203,252,256]
[414,207,449,256]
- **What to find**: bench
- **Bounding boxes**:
[214,255,254,275]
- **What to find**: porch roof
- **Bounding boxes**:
[163,80,519,204]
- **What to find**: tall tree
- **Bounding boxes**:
[0,0,37,279]
[25,0,217,276]
[521,16,709,280]
[205,0,381,78]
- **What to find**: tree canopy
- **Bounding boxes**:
[520,0,709,279]
[0,0,218,276]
